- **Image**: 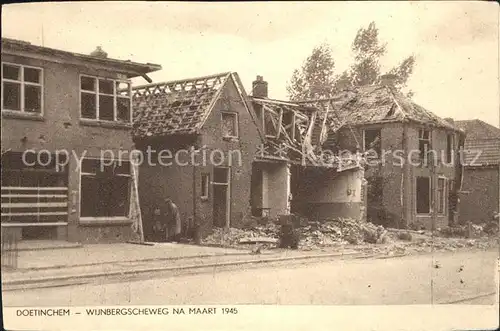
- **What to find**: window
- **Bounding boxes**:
[363,129,382,156]
[416,176,431,214]
[221,112,238,138]
[2,63,43,114]
[213,167,230,185]
[437,177,446,214]
[80,76,131,123]
[418,129,431,165]
[446,134,454,164]
[80,158,131,218]
[201,173,210,199]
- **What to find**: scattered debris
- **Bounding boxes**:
[201,217,499,255]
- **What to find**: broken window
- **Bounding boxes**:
[446,134,454,164]
[437,177,446,214]
[80,75,131,123]
[221,112,238,138]
[418,129,431,165]
[2,63,42,113]
[363,129,382,156]
[201,173,210,199]
[416,176,431,214]
[80,158,131,218]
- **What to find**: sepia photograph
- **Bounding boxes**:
[1,1,499,330]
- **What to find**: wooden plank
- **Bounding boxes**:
[1,211,68,216]
[1,187,68,191]
[1,222,68,227]
[276,107,283,139]
[1,194,67,198]
[1,202,68,208]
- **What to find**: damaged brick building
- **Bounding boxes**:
[1,38,161,243]
[132,73,366,240]
[132,72,263,239]
[301,75,466,230]
[250,76,366,223]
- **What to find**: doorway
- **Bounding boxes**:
[212,167,230,228]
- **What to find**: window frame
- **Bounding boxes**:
[78,157,132,221]
[221,111,239,139]
[1,62,44,115]
[446,133,454,164]
[437,176,447,215]
[418,129,432,166]
[79,74,132,124]
[201,173,210,200]
[415,176,431,215]
[362,128,382,157]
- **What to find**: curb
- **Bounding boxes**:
[2,251,361,289]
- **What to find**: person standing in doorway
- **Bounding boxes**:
[165,198,182,242]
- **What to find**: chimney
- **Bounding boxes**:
[90,46,108,58]
[252,75,268,98]
[380,74,398,88]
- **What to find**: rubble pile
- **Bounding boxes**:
[202,223,280,248]
[201,217,498,254]
[298,218,389,248]
[202,218,390,250]
[438,222,498,239]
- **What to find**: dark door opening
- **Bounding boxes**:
[213,185,228,227]
[212,167,230,228]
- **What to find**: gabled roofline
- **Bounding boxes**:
[132,71,232,91]
[131,71,266,142]
[197,73,232,132]
[1,38,162,79]
[230,73,266,142]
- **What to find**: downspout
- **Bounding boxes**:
[401,122,409,229]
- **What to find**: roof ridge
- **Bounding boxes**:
[478,119,500,132]
[132,72,232,90]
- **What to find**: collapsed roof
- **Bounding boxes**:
[132,72,259,139]
[298,85,463,135]
[251,97,360,170]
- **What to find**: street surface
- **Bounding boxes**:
[2,249,498,306]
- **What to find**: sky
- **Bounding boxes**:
[2,1,499,127]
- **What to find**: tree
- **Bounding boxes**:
[286,43,337,101]
[287,22,416,100]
